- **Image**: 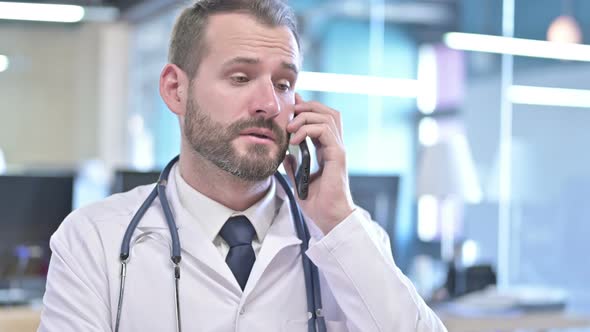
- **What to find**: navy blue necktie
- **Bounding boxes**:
[219,215,256,290]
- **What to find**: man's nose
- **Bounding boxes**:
[250,79,281,118]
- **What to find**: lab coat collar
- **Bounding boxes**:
[173,165,278,245]
[127,166,237,293]
[133,165,303,295]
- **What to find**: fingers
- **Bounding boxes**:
[294,93,343,135]
[289,123,342,158]
[295,93,305,105]
[291,93,343,146]
[287,112,338,138]
[290,93,346,164]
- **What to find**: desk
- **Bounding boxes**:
[440,311,590,332]
[0,306,41,332]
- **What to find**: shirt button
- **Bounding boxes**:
[239,308,245,315]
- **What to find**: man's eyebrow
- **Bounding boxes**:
[222,57,260,69]
[221,57,299,75]
[281,61,299,75]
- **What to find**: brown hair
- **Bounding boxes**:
[168,0,300,80]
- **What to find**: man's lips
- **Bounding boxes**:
[239,128,276,141]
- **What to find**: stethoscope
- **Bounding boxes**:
[115,155,327,332]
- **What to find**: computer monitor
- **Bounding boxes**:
[0,175,74,283]
[111,170,160,194]
[348,174,399,235]
[111,171,400,229]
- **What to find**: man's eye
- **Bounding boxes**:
[232,75,249,83]
[276,81,291,91]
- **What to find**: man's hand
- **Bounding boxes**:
[284,93,355,234]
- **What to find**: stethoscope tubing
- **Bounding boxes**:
[274,172,326,331]
[115,156,325,332]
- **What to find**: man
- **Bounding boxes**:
[38,0,447,331]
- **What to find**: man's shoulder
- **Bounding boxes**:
[76,184,155,222]
[45,185,159,280]
[53,184,156,242]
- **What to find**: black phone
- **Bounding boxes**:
[288,140,310,200]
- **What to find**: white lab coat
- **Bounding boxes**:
[38,171,447,332]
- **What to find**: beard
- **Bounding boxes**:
[183,96,289,182]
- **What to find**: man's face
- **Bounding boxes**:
[183,13,300,181]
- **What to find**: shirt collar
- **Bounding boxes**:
[174,166,281,243]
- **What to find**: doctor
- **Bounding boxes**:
[38,0,447,331]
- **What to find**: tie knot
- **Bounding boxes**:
[219,215,256,248]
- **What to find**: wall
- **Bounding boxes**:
[462,59,590,311]
[0,21,129,170]
[318,18,418,269]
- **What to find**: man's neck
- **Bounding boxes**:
[178,148,272,211]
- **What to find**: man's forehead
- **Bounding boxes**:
[204,12,300,61]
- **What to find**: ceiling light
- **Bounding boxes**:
[508,85,590,108]
[0,55,8,73]
[417,45,437,114]
[444,32,590,62]
[547,15,582,44]
[297,71,419,98]
[418,117,439,146]
[0,1,84,23]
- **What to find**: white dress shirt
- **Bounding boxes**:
[174,166,282,259]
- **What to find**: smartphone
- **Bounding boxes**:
[288,140,310,200]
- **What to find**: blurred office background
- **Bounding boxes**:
[2,0,590,330]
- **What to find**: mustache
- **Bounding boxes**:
[227,117,286,142]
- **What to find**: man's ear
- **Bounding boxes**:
[160,64,190,116]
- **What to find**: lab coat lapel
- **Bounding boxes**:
[242,191,302,297]
[134,168,304,296]
[163,170,242,294]
[181,209,243,290]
